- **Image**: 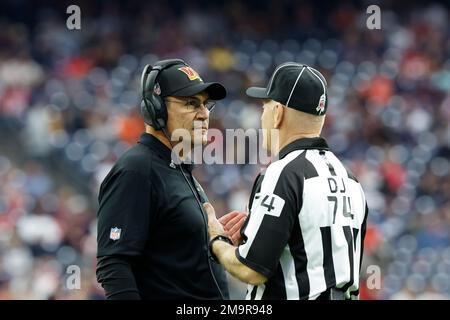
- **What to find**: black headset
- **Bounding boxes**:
[140,58,187,130]
[140,60,227,299]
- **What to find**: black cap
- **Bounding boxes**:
[155,61,226,100]
[246,62,328,115]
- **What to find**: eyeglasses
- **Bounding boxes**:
[165,98,216,113]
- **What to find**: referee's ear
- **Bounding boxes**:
[273,103,285,129]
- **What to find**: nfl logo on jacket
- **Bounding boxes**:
[110,227,121,241]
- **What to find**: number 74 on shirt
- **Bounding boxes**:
[326,177,354,224]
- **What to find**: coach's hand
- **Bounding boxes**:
[219,211,247,246]
[203,202,227,241]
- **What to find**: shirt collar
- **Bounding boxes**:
[138,133,194,172]
[278,137,330,159]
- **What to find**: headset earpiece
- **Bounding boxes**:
[140,59,187,131]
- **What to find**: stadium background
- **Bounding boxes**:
[0,0,449,299]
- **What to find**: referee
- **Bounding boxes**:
[96,59,229,299]
[206,62,369,300]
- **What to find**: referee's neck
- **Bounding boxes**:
[276,133,321,155]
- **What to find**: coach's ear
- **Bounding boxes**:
[273,103,285,129]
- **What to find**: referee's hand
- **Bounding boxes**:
[219,211,247,246]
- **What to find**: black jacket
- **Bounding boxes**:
[96,133,229,299]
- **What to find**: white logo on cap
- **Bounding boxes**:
[316,94,326,114]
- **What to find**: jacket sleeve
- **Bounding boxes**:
[96,170,153,299]
[96,255,141,300]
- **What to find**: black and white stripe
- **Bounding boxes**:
[237,138,368,300]
[286,66,306,108]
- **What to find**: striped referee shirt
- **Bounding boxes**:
[236,137,368,300]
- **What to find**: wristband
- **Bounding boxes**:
[209,235,233,263]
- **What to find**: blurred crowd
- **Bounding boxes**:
[0,0,449,299]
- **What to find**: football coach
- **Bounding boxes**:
[96,59,230,299]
